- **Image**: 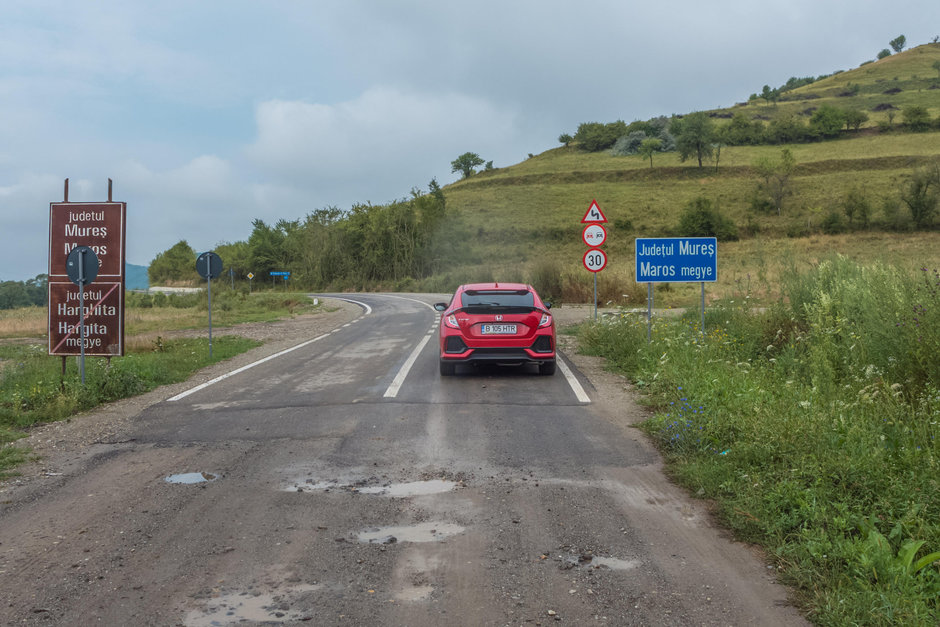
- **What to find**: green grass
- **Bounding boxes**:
[577,257,940,625]
[0,336,260,448]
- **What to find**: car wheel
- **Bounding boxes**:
[539,360,556,376]
[440,360,456,376]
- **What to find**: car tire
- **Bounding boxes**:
[539,360,556,376]
[440,360,456,376]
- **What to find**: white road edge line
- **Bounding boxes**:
[168,297,373,402]
[167,332,332,402]
[558,353,591,403]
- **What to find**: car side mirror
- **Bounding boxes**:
[544,302,552,309]
[433,303,448,312]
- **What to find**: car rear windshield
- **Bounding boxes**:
[460,290,535,312]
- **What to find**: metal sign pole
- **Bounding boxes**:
[594,273,597,320]
[701,282,706,339]
[647,283,653,343]
[79,249,86,385]
[207,273,213,358]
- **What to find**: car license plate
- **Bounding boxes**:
[481,324,516,335]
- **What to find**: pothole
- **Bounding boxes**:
[285,478,457,497]
[165,472,218,485]
[357,479,456,497]
[590,556,641,570]
[184,584,320,626]
[357,522,465,544]
[558,553,640,571]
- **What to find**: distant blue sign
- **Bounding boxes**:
[635,237,717,283]
[269,271,291,277]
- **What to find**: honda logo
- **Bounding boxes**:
[495,315,503,321]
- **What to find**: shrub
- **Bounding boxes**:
[809,105,847,139]
[528,258,564,305]
[767,115,806,144]
[821,210,847,234]
[900,163,940,229]
[843,187,872,229]
[574,120,629,152]
[903,106,932,132]
[677,197,739,241]
[610,131,649,156]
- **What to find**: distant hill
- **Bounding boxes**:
[440,43,940,287]
[126,263,149,290]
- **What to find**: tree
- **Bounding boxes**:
[877,48,892,60]
[809,104,847,138]
[760,85,780,106]
[637,138,662,168]
[148,240,197,284]
[889,35,906,54]
[671,112,715,168]
[767,114,807,143]
[900,163,940,229]
[451,152,485,179]
[724,112,765,145]
[0,275,46,309]
[844,109,869,132]
[572,121,628,152]
[903,105,931,132]
[753,148,796,215]
[558,133,573,146]
[842,188,872,229]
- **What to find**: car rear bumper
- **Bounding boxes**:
[440,345,555,366]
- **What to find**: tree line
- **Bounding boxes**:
[0,275,47,310]
[148,181,464,288]
[565,103,937,162]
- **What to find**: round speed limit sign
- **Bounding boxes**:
[583,248,607,273]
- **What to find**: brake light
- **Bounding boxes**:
[539,313,552,328]
[444,314,460,329]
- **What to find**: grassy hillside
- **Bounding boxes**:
[729,42,940,124]
[437,44,940,307]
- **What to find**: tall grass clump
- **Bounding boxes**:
[579,256,939,625]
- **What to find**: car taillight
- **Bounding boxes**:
[443,314,460,329]
[539,313,552,328]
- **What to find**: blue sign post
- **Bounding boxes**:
[635,237,718,340]
[269,271,290,289]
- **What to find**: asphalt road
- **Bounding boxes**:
[0,294,807,626]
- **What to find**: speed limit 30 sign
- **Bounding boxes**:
[583,248,607,272]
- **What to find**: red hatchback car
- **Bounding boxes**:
[434,283,556,376]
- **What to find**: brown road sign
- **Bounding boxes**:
[48,200,127,356]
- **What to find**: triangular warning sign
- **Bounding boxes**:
[581,199,608,224]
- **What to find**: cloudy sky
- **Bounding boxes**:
[1,1,937,281]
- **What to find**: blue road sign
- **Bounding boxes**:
[269,271,290,277]
[635,237,717,283]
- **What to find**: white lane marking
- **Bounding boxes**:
[169,297,375,402]
[558,353,591,403]
[167,332,332,402]
[384,322,438,398]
